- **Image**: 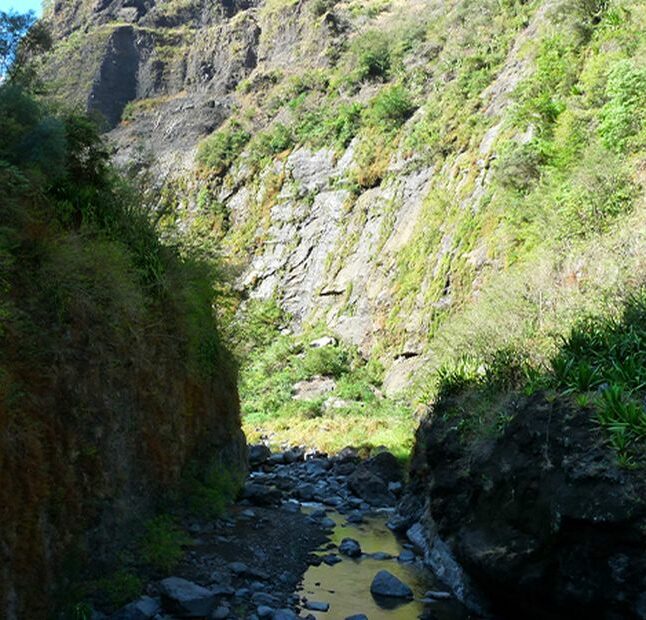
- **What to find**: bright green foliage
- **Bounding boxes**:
[196,124,251,175]
[294,101,365,149]
[352,30,392,82]
[140,515,190,573]
[366,85,416,130]
[433,291,646,464]
[598,60,646,152]
[239,306,415,457]
[302,346,352,378]
[513,37,578,133]
[249,123,295,164]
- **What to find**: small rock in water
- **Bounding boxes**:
[386,513,411,532]
[257,605,274,618]
[212,605,230,619]
[370,570,414,599]
[345,615,368,620]
[282,500,301,513]
[339,538,362,558]
[424,590,452,600]
[370,551,393,560]
[322,554,342,565]
[347,511,364,524]
[320,517,336,529]
[305,600,330,612]
[398,549,416,562]
[309,508,327,519]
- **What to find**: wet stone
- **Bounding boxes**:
[370,570,414,599]
[339,538,362,558]
[398,549,416,562]
[305,600,330,612]
[257,605,274,617]
[273,610,300,620]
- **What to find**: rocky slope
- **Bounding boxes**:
[39,0,646,395]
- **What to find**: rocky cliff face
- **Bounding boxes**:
[0,282,246,620]
[40,0,646,395]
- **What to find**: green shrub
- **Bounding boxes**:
[295,101,364,149]
[302,345,351,378]
[554,149,634,238]
[513,37,578,133]
[251,123,294,162]
[185,463,242,518]
[598,59,646,153]
[98,570,142,608]
[196,124,251,175]
[140,515,190,573]
[353,30,392,82]
[495,139,553,192]
[366,84,416,130]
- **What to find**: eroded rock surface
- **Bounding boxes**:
[408,393,646,619]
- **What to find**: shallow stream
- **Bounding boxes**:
[298,509,471,620]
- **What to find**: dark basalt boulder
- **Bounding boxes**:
[409,392,646,619]
[347,450,403,506]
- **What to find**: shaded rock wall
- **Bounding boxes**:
[408,394,646,619]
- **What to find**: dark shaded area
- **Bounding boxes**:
[410,393,646,619]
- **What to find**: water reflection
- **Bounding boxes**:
[298,510,474,619]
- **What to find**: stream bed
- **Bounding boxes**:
[298,508,471,620]
[110,447,480,620]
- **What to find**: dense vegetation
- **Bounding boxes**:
[0,13,243,618]
[38,0,645,463]
[432,290,646,465]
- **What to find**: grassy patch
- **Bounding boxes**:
[237,302,416,457]
[140,515,190,573]
[429,291,646,465]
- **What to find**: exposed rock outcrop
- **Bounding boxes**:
[408,393,646,619]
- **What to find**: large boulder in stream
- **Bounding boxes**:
[370,570,413,599]
[409,392,646,619]
[348,451,402,506]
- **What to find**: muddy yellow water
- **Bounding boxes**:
[298,511,472,619]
